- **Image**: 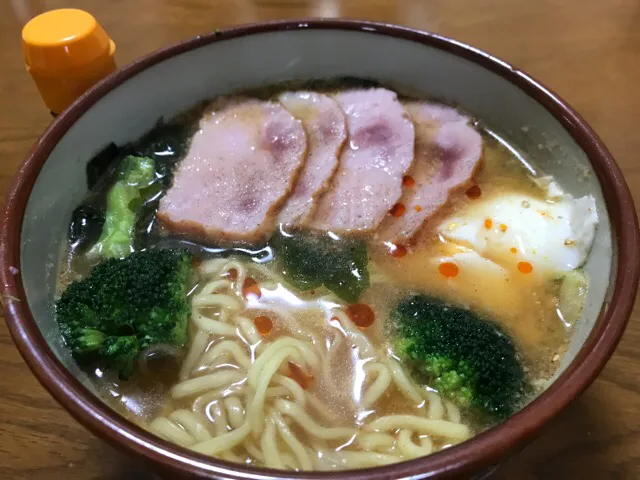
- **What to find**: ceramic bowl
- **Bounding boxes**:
[2,19,638,480]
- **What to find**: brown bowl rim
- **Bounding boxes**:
[1,19,639,480]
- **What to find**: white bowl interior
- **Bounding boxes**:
[19,28,611,392]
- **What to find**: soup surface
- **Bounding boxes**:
[56,79,597,470]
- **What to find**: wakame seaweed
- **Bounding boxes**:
[274,230,370,303]
[86,142,120,190]
[68,204,105,254]
[131,120,196,187]
[72,118,196,254]
[85,119,196,190]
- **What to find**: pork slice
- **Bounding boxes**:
[377,102,483,244]
[310,88,415,235]
[157,98,307,244]
[277,92,347,226]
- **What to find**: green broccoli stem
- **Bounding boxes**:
[77,328,107,352]
[87,156,155,260]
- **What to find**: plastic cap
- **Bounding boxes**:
[22,9,114,74]
[22,9,117,113]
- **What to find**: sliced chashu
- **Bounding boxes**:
[377,102,483,244]
[277,91,347,227]
[157,98,307,244]
[310,88,415,235]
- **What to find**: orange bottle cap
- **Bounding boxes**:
[22,9,117,113]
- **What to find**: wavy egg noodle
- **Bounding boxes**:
[149,258,471,469]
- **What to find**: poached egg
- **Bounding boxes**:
[437,181,598,278]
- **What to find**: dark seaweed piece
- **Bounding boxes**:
[301,76,385,92]
[86,119,195,196]
[274,230,370,303]
[86,143,120,190]
[68,204,106,254]
[132,120,196,187]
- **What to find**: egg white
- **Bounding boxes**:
[437,188,598,277]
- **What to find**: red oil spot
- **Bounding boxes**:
[510,247,518,254]
[414,205,423,212]
[402,175,416,187]
[242,277,261,299]
[389,244,407,258]
[518,261,533,274]
[346,304,375,329]
[287,361,314,390]
[224,268,238,281]
[466,185,482,199]
[390,203,407,217]
[484,218,493,229]
[254,315,273,336]
[500,224,508,232]
[438,262,459,278]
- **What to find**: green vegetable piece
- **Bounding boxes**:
[275,231,369,303]
[55,249,192,379]
[76,328,107,352]
[87,155,155,260]
[391,295,526,420]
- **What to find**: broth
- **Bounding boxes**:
[55,80,594,470]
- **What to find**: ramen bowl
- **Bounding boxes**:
[1,19,638,479]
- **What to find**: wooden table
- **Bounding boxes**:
[1,1,639,478]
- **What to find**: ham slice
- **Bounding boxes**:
[277,92,347,226]
[377,102,483,244]
[311,89,415,235]
[157,98,307,244]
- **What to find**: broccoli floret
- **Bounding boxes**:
[56,249,192,378]
[86,155,157,260]
[274,230,369,303]
[391,295,526,420]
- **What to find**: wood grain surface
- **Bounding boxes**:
[1,1,639,478]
